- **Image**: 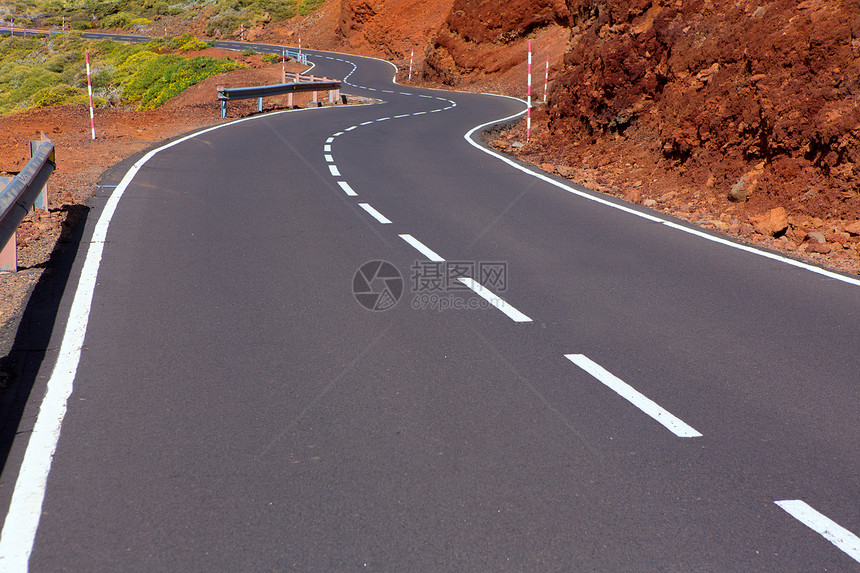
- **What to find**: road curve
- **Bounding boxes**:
[0,45,859,571]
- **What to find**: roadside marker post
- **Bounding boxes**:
[544,56,549,102]
[408,48,414,81]
[85,52,95,140]
[527,41,532,141]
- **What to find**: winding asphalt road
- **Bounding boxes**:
[1,43,859,571]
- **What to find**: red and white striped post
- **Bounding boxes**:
[544,56,549,103]
[240,24,244,41]
[527,40,532,141]
[408,48,414,81]
[281,47,286,83]
[298,37,302,58]
[85,52,96,140]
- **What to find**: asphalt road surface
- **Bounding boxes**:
[1,43,859,571]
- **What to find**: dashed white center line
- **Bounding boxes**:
[324,145,332,153]
[337,181,357,196]
[398,234,445,262]
[399,92,413,95]
[565,354,702,438]
[324,154,334,163]
[376,117,390,121]
[360,121,374,125]
[358,203,392,224]
[393,114,410,119]
[326,137,334,144]
[457,278,532,323]
[333,131,344,137]
[776,500,860,563]
[382,90,394,93]
[413,111,426,115]
[328,165,341,177]
[419,94,434,98]
[345,126,357,131]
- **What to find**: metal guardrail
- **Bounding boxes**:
[0,134,55,272]
[212,41,308,66]
[217,75,342,118]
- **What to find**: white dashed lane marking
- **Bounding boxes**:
[457,278,533,323]
[328,165,341,177]
[398,234,445,262]
[337,181,357,196]
[776,500,860,564]
[358,203,392,224]
[565,354,702,438]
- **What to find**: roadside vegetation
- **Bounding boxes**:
[0,32,243,114]
[3,0,327,36]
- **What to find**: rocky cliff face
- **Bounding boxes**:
[425,0,570,85]
[336,0,455,59]
[546,0,860,219]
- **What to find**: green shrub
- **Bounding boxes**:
[204,9,245,37]
[256,0,295,20]
[100,12,135,29]
[0,31,244,114]
[137,55,240,109]
[44,51,81,74]
[179,38,208,51]
[297,0,323,16]
[32,83,87,107]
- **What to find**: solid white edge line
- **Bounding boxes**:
[398,234,445,262]
[0,103,349,569]
[565,354,702,438]
[328,165,341,176]
[457,277,532,323]
[358,203,392,224]
[775,500,860,563]
[337,181,357,196]
[462,105,860,288]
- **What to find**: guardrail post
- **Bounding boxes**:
[221,100,226,119]
[257,97,263,112]
[29,140,49,210]
[0,176,15,272]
